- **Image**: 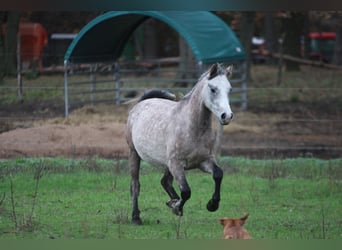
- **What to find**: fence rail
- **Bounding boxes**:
[63,59,247,116]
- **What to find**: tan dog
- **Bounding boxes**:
[219,213,251,239]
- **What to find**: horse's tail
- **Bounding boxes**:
[138,89,176,102]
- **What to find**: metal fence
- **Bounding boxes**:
[63,58,247,116]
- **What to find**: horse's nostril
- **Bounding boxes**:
[221,112,233,121]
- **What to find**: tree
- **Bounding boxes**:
[264,12,278,55]
[332,13,342,65]
[142,19,157,59]
[0,12,5,80]
[0,11,20,80]
[239,12,256,81]
[177,36,196,87]
[282,12,307,71]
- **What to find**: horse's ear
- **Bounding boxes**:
[226,65,233,78]
[208,63,219,80]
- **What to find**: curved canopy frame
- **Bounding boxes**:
[64,11,246,64]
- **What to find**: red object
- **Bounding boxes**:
[309,32,336,40]
[3,22,48,70]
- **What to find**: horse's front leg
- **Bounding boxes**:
[161,169,180,208]
[200,160,223,212]
[168,160,191,216]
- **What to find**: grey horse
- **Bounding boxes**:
[126,63,234,225]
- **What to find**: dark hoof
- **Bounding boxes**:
[166,199,179,208]
[132,217,142,225]
[166,199,183,216]
[206,199,219,212]
[172,206,183,216]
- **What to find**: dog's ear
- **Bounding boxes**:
[219,218,226,226]
[239,213,249,226]
[219,218,233,227]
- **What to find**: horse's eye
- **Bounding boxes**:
[209,85,217,94]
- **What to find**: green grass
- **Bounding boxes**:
[0,157,341,239]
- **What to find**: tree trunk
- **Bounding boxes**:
[332,17,342,65]
[4,12,20,76]
[282,12,306,71]
[177,36,195,87]
[142,19,157,59]
[264,12,278,55]
[302,13,310,59]
[0,12,6,80]
[239,12,256,82]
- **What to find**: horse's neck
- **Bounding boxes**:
[185,80,212,133]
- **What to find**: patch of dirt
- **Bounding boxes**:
[0,103,341,159]
[0,123,127,158]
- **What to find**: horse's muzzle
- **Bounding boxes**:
[220,112,233,125]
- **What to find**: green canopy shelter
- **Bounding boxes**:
[64,11,247,116]
[64,11,246,64]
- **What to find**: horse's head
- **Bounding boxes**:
[202,63,234,125]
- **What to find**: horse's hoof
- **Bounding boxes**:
[166,199,183,216]
[166,199,179,208]
[206,199,219,212]
[131,217,142,225]
[172,206,183,216]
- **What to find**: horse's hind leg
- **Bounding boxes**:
[161,169,180,208]
[129,148,142,225]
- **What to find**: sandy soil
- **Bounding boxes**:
[0,104,340,159]
[0,123,127,158]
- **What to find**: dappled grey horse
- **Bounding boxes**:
[126,63,234,225]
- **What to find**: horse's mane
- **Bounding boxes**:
[139,89,176,102]
[136,64,226,103]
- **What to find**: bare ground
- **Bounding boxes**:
[0,103,341,159]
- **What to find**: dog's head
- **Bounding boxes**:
[219,213,251,239]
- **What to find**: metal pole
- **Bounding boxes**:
[114,62,121,104]
[277,34,285,86]
[90,64,96,106]
[241,61,248,110]
[64,60,69,117]
[16,33,23,103]
[197,60,203,76]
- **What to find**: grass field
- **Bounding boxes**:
[0,157,341,239]
[0,65,341,240]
